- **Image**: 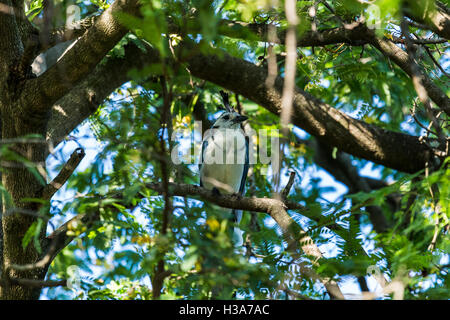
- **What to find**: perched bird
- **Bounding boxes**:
[199,91,249,246]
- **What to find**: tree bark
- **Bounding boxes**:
[0,102,49,300]
[0,0,138,299]
[0,0,45,300]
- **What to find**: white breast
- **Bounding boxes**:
[200,128,246,194]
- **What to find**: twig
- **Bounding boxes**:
[406,20,433,31]
[41,148,85,200]
[392,36,448,45]
[410,100,440,136]
[422,44,450,78]
[400,18,446,142]
[320,0,345,25]
[152,75,173,299]
[44,211,100,267]
[281,171,296,199]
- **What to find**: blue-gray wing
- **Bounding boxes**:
[199,139,208,187]
[238,135,249,195]
[232,135,249,224]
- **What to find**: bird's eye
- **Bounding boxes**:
[223,115,230,120]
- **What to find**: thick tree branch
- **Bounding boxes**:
[178,41,439,173]
[18,0,139,115]
[180,17,449,117]
[0,277,67,288]
[46,42,159,150]
[38,15,98,55]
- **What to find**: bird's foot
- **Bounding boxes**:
[232,192,242,200]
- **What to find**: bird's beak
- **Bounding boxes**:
[234,115,248,123]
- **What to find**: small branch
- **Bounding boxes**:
[422,45,450,79]
[44,211,99,262]
[42,148,85,200]
[0,277,67,288]
[392,36,448,45]
[369,35,450,117]
[152,76,173,299]
[400,17,446,142]
[281,171,296,199]
[428,219,441,252]
[146,182,307,214]
[168,18,370,47]
[411,105,439,137]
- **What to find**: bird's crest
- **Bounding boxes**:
[219,90,235,113]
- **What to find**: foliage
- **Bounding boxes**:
[12,0,449,300]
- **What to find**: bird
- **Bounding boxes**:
[199,91,249,247]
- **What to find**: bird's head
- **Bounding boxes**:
[211,90,248,129]
[212,111,248,129]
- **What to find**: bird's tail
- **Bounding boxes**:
[210,206,244,247]
[231,209,244,247]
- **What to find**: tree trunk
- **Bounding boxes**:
[0,102,49,299]
[0,3,49,297]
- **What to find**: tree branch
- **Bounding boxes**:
[41,147,85,200]
[178,17,450,117]
[18,0,140,115]
[404,0,450,40]
[47,37,443,174]
[42,211,100,267]
[281,171,296,199]
[178,40,440,173]
[0,277,67,288]
[38,15,98,54]
[46,41,159,150]
[167,16,371,48]
[370,34,450,117]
